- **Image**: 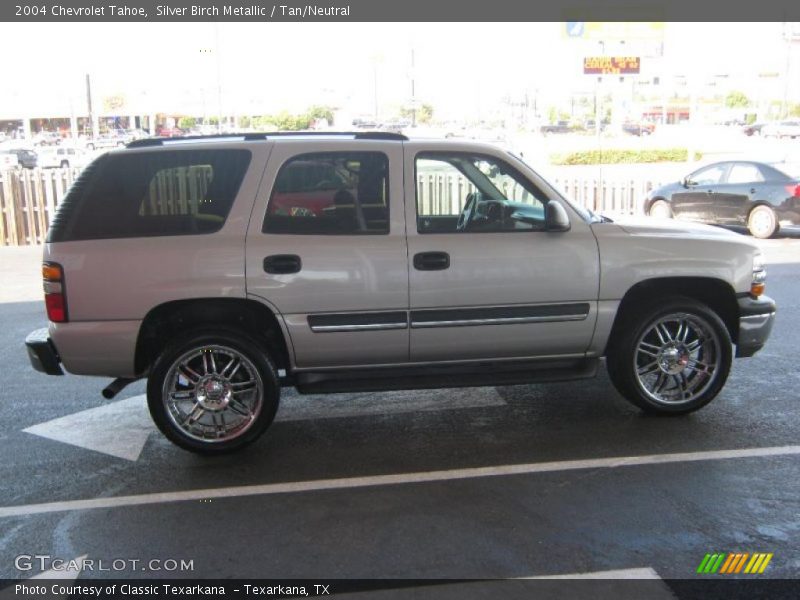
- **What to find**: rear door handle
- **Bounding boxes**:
[263,254,302,274]
[413,251,450,271]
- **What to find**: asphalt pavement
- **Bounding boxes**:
[0,240,798,596]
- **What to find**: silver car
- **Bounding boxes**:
[25,132,776,454]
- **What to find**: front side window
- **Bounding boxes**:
[263,152,389,235]
[689,165,726,186]
[415,152,547,233]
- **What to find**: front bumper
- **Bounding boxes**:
[736,295,776,358]
[25,328,64,375]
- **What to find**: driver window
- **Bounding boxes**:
[689,165,726,186]
[415,153,546,234]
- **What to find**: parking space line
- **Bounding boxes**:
[0,445,798,519]
[524,567,662,579]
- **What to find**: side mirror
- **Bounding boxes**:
[682,177,694,187]
[545,201,571,232]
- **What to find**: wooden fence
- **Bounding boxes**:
[0,167,661,246]
[0,168,78,246]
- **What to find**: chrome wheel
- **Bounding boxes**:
[163,345,263,443]
[633,312,722,406]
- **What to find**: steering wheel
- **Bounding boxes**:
[456,192,480,231]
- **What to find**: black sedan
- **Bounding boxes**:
[6,148,37,169]
[644,161,800,238]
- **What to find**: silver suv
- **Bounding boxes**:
[25,132,776,454]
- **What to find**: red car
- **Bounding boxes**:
[156,126,184,138]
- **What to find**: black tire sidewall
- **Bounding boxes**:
[607,297,732,414]
[147,329,280,454]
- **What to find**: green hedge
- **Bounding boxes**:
[550,148,703,165]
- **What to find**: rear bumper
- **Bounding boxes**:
[736,295,776,358]
[25,328,64,375]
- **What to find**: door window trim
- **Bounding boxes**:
[413,151,551,235]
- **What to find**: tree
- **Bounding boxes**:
[306,105,334,126]
[725,91,750,109]
[400,103,434,125]
[178,117,196,130]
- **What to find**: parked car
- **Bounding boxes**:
[32,131,62,146]
[622,121,655,136]
[35,146,91,169]
[84,131,130,150]
[156,126,185,138]
[742,122,767,136]
[124,128,152,141]
[644,160,800,238]
[5,148,37,168]
[761,120,800,139]
[0,150,20,170]
[540,121,574,135]
[25,132,775,454]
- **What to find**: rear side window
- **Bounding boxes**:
[263,152,389,235]
[53,149,251,241]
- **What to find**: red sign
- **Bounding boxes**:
[583,56,641,75]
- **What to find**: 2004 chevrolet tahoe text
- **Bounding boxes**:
[25,132,776,454]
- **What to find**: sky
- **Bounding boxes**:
[0,22,796,120]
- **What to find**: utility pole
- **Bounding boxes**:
[215,24,223,132]
[85,74,93,137]
[410,48,416,128]
[781,22,792,119]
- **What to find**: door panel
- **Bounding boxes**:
[246,141,408,369]
[708,184,750,223]
[672,163,729,222]
[404,143,600,362]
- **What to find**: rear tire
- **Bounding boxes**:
[607,296,732,414]
[147,329,280,454]
[747,205,778,239]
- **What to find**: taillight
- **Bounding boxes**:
[784,184,800,197]
[42,262,68,322]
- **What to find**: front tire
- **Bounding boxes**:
[648,199,672,219]
[607,297,732,414]
[147,329,280,454]
[747,205,778,239]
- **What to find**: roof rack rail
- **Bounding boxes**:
[126,131,408,148]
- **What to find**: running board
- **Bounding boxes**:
[294,358,598,395]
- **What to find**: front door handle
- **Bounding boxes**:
[413,251,450,271]
[264,254,302,274]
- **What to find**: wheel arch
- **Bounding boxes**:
[645,195,670,215]
[134,298,292,377]
[605,277,739,355]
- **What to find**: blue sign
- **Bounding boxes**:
[566,22,585,38]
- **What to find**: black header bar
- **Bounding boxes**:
[2,0,800,22]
